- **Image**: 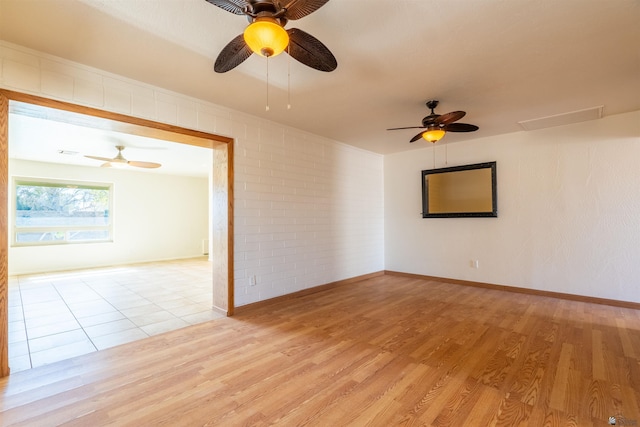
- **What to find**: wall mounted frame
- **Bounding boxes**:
[421,161,497,218]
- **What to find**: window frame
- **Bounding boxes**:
[12,176,114,247]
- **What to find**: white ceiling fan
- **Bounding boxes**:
[85,145,161,169]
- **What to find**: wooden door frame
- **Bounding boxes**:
[0,89,234,377]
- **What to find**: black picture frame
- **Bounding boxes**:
[421,161,497,218]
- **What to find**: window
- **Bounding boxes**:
[13,178,113,246]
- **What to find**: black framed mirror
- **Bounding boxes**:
[421,161,497,218]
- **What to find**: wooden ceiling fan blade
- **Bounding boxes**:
[85,155,114,162]
[280,0,330,20]
[410,132,425,143]
[444,123,479,132]
[205,0,249,15]
[387,126,426,131]
[128,161,162,169]
[287,28,337,72]
[214,34,253,73]
[435,111,466,125]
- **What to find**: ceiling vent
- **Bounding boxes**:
[518,105,604,131]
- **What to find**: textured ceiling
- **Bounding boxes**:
[1,0,639,155]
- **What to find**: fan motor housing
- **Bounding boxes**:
[422,114,439,127]
[246,0,285,23]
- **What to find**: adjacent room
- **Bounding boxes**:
[0,0,638,425]
[7,102,222,371]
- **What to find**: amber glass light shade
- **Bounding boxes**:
[422,126,446,143]
[244,18,289,57]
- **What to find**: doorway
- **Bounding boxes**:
[0,90,234,377]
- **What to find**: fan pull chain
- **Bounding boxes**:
[432,146,436,169]
[287,45,292,110]
[265,56,270,112]
[445,143,448,165]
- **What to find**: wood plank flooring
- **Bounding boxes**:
[1,274,639,426]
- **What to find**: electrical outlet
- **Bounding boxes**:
[250,275,257,286]
[473,260,479,269]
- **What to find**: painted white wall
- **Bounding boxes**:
[8,159,209,275]
[0,41,385,305]
[234,126,384,304]
[385,110,640,303]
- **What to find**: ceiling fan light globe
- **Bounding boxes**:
[244,18,289,58]
[423,128,446,143]
[109,160,128,169]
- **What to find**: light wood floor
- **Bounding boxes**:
[1,274,639,426]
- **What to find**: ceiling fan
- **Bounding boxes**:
[85,146,161,169]
[387,100,479,143]
[205,0,337,73]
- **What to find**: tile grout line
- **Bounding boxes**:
[89,272,185,335]
[16,275,34,370]
[81,276,153,342]
[50,279,100,355]
[109,268,212,327]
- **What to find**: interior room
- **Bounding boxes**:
[6,105,223,371]
[8,106,213,275]
[0,0,638,425]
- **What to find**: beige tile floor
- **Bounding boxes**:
[7,257,223,373]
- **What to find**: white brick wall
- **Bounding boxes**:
[0,41,385,307]
[234,125,383,305]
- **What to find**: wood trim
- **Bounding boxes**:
[211,141,232,316]
[384,270,640,310]
[210,305,229,316]
[0,89,234,377]
[2,90,233,146]
[226,141,234,316]
[234,271,385,315]
[0,93,9,377]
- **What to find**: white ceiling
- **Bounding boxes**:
[9,111,213,177]
[1,0,639,155]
